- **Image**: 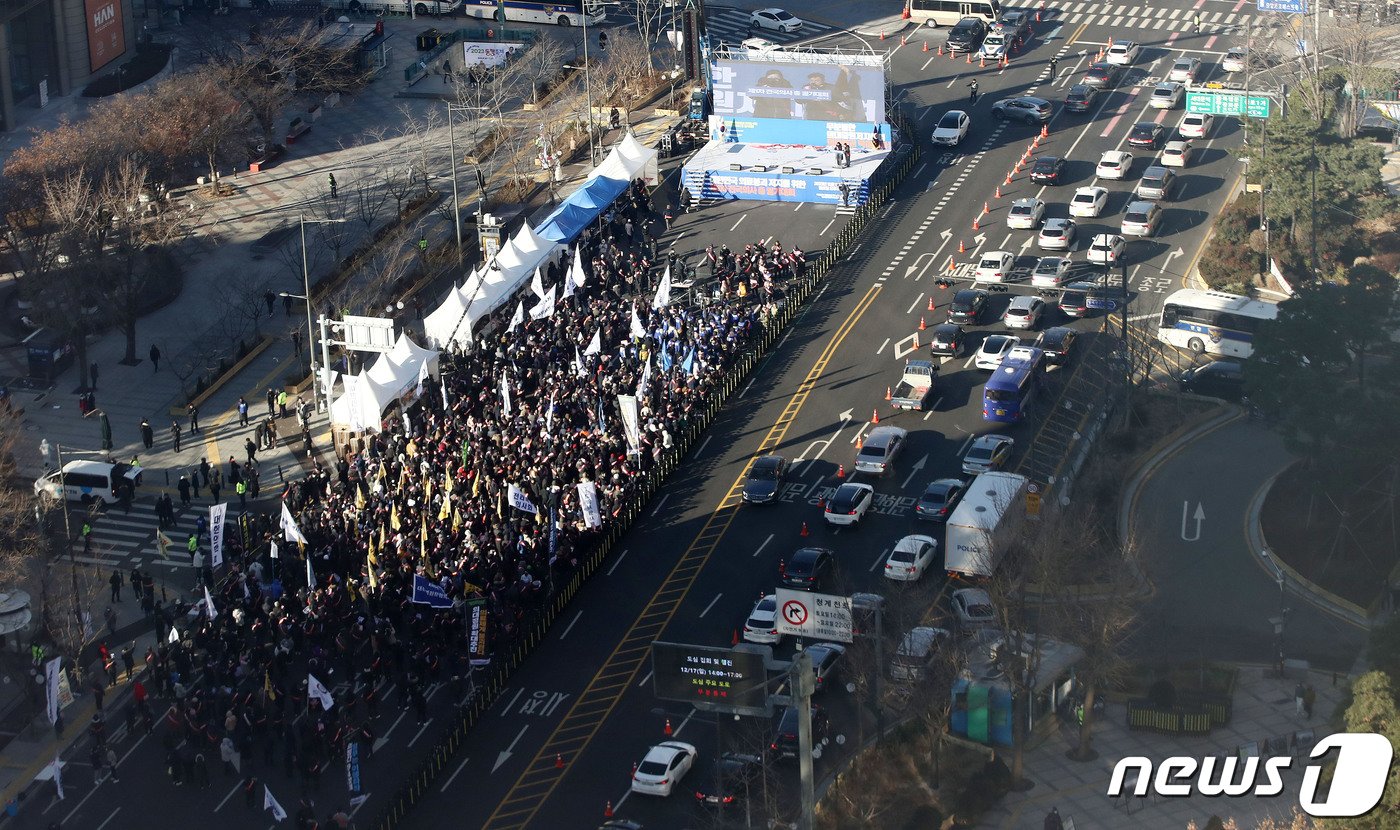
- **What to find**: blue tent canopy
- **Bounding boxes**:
[536,175,630,242]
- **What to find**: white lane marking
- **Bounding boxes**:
[870,548,890,572]
[606,548,630,576]
[693,435,712,458]
[699,593,723,618]
[442,756,471,792]
[637,669,654,688]
[559,610,584,639]
[876,337,891,355]
[753,533,774,557]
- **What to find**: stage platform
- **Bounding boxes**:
[680,140,889,207]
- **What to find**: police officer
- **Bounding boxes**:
[236,480,248,511]
[968,79,980,104]
[1048,57,1058,78]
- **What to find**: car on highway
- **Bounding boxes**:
[632,741,698,796]
[891,626,951,682]
[993,9,1030,43]
[743,594,782,644]
[1007,197,1046,229]
[771,705,829,759]
[1222,46,1249,73]
[824,482,874,527]
[1002,295,1046,330]
[947,288,990,324]
[1149,81,1185,109]
[885,534,940,581]
[1105,40,1141,65]
[974,334,1018,370]
[975,250,1016,282]
[694,753,762,809]
[781,547,835,589]
[932,110,971,146]
[1083,61,1123,89]
[741,454,787,504]
[915,478,966,522]
[1161,139,1194,168]
[1167,56,1202,84]
[1029,155,1067,185]
[1179,360,1246,400]
[927,323,969,358]
[991,96,1053,123]
[1064,84,1100,113]
[1037,217,1077,251]
[979,30,1011,60]
[855,425,907,475]
[1178,111,1213,139]
[1087,233,1126,264]
[1069,185,1109,217]
[1035,326,1079,365]
[951,587,997,629]
[1120,200,1162,237]
[1096,150,1134,180]
[945,16,988,53]
[749,7,802,32]
[805,642,847,691]
[1127,121,1166,149]
[962,433,1014,474]
[1136,166,1178,201]
[1031,256,1073,288]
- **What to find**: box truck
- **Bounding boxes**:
[943,471,1029,578]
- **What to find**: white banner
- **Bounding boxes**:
[208,503,227,570]
[617,395,641,453]
[529,285,556,320]
[500,374,513,417]
[264,785,287,822]
[308,673,334,711]
[44,656,61,724]
[630,305,646,339]
[280,503,307,546]
[461,41,526,69]
[652,264,672,310]
[508,299,524,333]
[204,585,217,619]
[577,481,602,529]
[507,484,539,514]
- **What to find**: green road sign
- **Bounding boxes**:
[1186,91,1272,118]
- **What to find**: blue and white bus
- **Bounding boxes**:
[982,345,1044,423]
[462,0,605,26]
[1157,289,1278,359]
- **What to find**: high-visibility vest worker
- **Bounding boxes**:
[187,534,199,554]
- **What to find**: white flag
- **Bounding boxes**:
[280,503,307,546]
[651,264,672,310]
[208,502,227,570]
[583,329,601,356]
[507,483,539,514]
[264,785,288,822]
[44,657,61,725]
[307,673,334,711]
[562,262,577,299]
[637,354,652,398]
[508,300,525,333]
[168,626,180,644]
[530,265,546,299]
[500,374,513,417]
[569,246,587,287]
[529,285,556,320]
[545,390,556,433]
[577,481,602,529]
[204,585,217,619]
[630,305,646,340]
[269,540,279,560]
[306,556,315,587]
[617,394,641,453]
[50,756,63,801]
[574,347,587,378]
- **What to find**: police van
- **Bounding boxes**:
[34,460,142,506]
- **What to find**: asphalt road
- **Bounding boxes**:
[407,3,1274,829]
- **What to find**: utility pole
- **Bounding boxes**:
[793,649,816,830]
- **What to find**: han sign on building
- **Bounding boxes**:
[86,0,126,73]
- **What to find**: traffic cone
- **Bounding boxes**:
[913,332,920,349]
[982,201,990,215]
[664,719,673,736]
[902,3,911,19]
[966,51,972,64]
[994,185,1002,199]
[1040,124,1049,138]
[605,802,614,818]
[923,40,929,52]
[928,296,936,310]
[556,754,565,769]
[979,55,986,68]
[733,629,739,645]
[836,464,845,479]
[880,31,886,40]
[872,409,880,424]
[885,386,892,401]
[1004,171,1013,185]
[958,239,966,253]
[972,217,980,230]
[901,35,907,46]
[938,44,943,56]
[856,435,863,450]
[919,316,927,331]
[947,258,956,273]
[1036,9,1041,21]
[817,497,825,511]
[1033,134,1041,148]
[1107,36,1114,47]
[800,521,810,537]
[1001,55,1008,68]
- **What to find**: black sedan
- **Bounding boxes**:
[781,547,834,591]
[1083,62,1123,90]
[1065,84,1099,113]
[741,454,787,504]
[1035,326,1078,365]
[946,289,990,325]
[927,323,968,357]
[1127,121,1166,149]
[915,478,967,522]
[694,753,762,808]
[1029,155,1067,185]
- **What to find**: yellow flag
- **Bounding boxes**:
[496,488,504,519]
[264,670,276,701]
[444,461,453,496]
[367,565,378,590]
[424,474,433,501]
[438,495,451,522]
[452,506,462,534]
[420,512,428,561]
[390,503,401,531]
[472,473,480,499]
[355,483,366,510]
[377,523,386,554]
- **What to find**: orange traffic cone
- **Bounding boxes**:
[958,239,966,253]
[664,719,673,736]
[947,258,956,272]
[732,629,739,645]
[1033,134,1041,147]
[836,464,845,478]
[800,521,810,537]
[982,201,990,215]
[900,35,907,46]
[919,316,927,331]
[923,40,929,52]
[912,332,920,349]
[966,51,972,64]
[885,386,892,401]
[1108,36,1114,47]
[979,55,986,68]
[1004,171,1014,185]
[938,44,944,56]
[1040,124,1049,138]
[902,3,911,19]
[605,802,614,818]
[880,31,886,40]
[817,497,825,511]
[928,296,936,310]
[856,434,863,449]
[872,409,880,424]
[1036,9,1041,22]
[556,754,565,769]
[994,185,1002,199]
[972,217,980,231]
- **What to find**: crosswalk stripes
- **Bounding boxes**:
[68,500,204,571]
[704,8,838,47]
[1045,1,1261,37]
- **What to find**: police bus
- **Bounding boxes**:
[982,345,1044,423]
[1157,288,1278,358]
[461,0,605,26]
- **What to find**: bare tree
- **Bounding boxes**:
[210,267,270,347]
[519,37,570,106]
[1323,15,1399,137]
[627,0,670,52]
[309,195,354,269]
[396,108,447,199]
[380,163,416,218]
[350,170,389,234]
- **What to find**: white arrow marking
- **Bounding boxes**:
[904,252,936,278]
[1181,501,1204,542]
[494,725,530,773]
[839,408,854,424]
[1162,246,1185,274]
[1020,235,1035,252]
[902,455,928,489]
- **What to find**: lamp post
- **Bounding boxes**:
[580,12,598,166]
[46,444,114,647]
[446,103,487,266]
[291,216,349,413]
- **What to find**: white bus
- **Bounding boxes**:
[908,0,1001,27]
[1157,288,1279,358]
[461,0,605,26]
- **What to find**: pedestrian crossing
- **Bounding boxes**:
[63,500,204,572]
[704,8,839,48]
[1046,2,1265,38]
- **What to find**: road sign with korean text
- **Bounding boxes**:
[1256,0,1306,13]
[1186,91,1272,119]
[775,589,853,643]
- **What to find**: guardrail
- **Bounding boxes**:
[365,133,922,830]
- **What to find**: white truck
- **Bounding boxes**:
[943,471,1029,578]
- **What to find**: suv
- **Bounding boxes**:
[1065,84,1099,113]
[781,547,835,590]
[992,97,1053,124]
[945,17,987,53]
[1179,361,1246,400]
[946,289,989,324]
[771,705,829,759]
[1121,200,1162,237]
[1136,166,1178,201]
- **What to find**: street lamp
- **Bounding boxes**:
[290,215,349,413]
[45,444,115,647]
[445,103,488,265]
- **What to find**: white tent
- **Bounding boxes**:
[615,132,659,186]
[422,276,477,349]
[330,372,398,432]
[329,334,441,431]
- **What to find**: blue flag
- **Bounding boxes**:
[411,574,453,609]
[659,346,673,373]
[596,397,607,432]
[682,348,696,376]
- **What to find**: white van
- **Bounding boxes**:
[34,460,142,505]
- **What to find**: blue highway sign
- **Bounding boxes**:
[1086,296,1119,311]
[1256,0,1306,12]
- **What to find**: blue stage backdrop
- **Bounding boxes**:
[710,57,887,128]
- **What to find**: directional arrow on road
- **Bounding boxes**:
[971,234,988,257]
[1180,501,1204,542]
[1020,235,1035,252]
[902,455,928,489]
[494,724,530,773]
[839,408,854,425]
[1162,246,1185,274]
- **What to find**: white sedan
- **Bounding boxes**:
[884,534,939,581]
[749,7,802,33]
[1096,151,1134,180]
[1037,218,1077,251]
[1087,233,1125,264]
[1031,256,1073,288]
[1105,40,1141,65]
[974,334,1018,370]
[1149,82,1185,110]
[632,741,698,796]
[1222,47,1249,73]
[952,587,997,628]
[742,594,782,644]
[1178,112,1213,139]
[975,251,1016,283]
[1069,186,1109,218]
[1161,140,1194,168]
[1167,56,1202,84]
[932,110,971,146]
[1006,198,1045,230]
[962,434,1015,474]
